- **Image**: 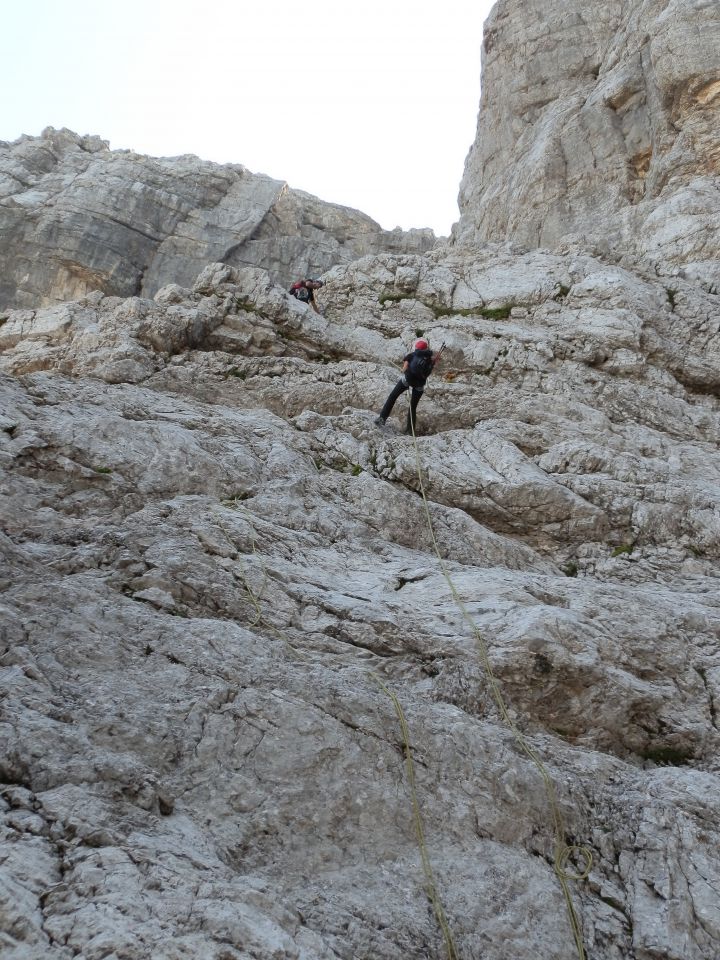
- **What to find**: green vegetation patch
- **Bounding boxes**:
[479,303,515,320]
[380,293,516,320]
[230,296,261,315]
[378,293,411,306]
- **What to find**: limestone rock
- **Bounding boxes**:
[2,245,719,958]
[0,128,436,310]
[456,0,720,274]
[2,2,720,955]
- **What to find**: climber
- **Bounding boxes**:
[375,338,442,435]
[289,278,324,314]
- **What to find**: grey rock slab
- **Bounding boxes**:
[0,129,436,311]
[456,0,720,270]
[2,243,720,957]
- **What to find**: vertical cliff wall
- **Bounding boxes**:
[2,4,720,959]
[456,0,720,282]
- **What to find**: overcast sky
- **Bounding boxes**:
[3,0,496,235]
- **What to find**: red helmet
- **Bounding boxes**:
[414,338,429,350]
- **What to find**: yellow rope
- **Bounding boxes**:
[405,400,592,960]
[211,351,591,957]
[370,673,460,960]
[214,500,459,959]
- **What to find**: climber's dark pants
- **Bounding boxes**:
[379,376,424,432]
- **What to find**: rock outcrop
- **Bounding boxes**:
[456,0,720,283]
[2,1,720,957]
[0,128,436,311]
[2,249,719,959]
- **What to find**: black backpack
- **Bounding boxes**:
[406,350,433,386]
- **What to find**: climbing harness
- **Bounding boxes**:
[404,395,592,960]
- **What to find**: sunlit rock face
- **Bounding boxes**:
[2,250,719,960]
[0,127,435,310]
[456,0,720,285]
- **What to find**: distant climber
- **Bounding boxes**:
[289,278,324,314]
[375,338,442,435]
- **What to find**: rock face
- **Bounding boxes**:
[0,128,436,310]
[3,2,720,957]
[2,248,719,959]
[456,0,720,280]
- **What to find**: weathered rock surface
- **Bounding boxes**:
[456,0,720,279]
[2,250,719,959]
[0,128,436,311]
[3,0,720,955]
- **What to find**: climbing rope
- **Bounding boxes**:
[215,397,590,959]
[370,673,460,960]
[404,397,592,960]
[214,501,459,960]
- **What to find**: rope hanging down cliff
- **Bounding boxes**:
[214,503,460,960]
[404,394,593,960]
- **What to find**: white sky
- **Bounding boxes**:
[2,1,496,235]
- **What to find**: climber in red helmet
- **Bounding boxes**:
[375,337,442,435]
[288,277,324,314]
